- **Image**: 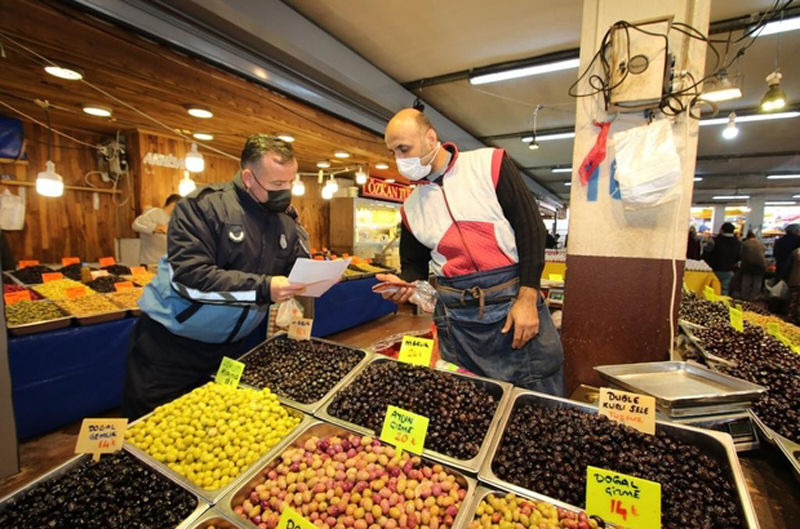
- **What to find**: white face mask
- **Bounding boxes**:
[395,142,441,181]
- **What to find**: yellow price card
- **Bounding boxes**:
[397,335,434,366]
[586,466,661,529]
[215,356,245,387]
[767,322,780,336]
[277,506,316,529]
[380,405,429,456]
[548,274,564,282]
[729,307,744,332]
[703,286,716,302]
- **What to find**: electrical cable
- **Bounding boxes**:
[0,99,99,149]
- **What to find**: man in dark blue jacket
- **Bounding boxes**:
[121,135,308,420]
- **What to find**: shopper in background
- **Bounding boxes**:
[377,109,564,396]
[774,224,800,280]
[740,231,766,301]
[132,194,181,265]
[545,232,557,249]
[122,135,309,420]
[686,225,701,260]
[703,222,741,296]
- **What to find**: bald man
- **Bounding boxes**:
[377,109,564,395]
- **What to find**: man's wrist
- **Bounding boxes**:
[518,286,539,302]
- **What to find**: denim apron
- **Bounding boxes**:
[432,264,565,396]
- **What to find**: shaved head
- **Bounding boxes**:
[385,108,439,161]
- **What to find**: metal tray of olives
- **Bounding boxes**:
[479,389,761,529]
[104,292,143,317]
[188,507,249,528]
[315,355,513,475]
[64,307,130,326]
[217,420,478,528]
[678,320,738,367]
[0,453,211,529]
[124,406,313,505]
[594,361,766,417]
[747,408,800,483]
[6,302,74,336]
[236,333,373,415]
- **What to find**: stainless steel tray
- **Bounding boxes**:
[776,435,800,485]
[479,388,761,529]
[6,300,73,336]
[217,420,477,528]
[125,401,312,504]
[678,320,738,367]
[237,333,372,415]
[594,361,766,417]
[188,508,249,528]
[71,308,129,325]
[315,355,513,475]
[0,453,210,528]
[104,291,144,317]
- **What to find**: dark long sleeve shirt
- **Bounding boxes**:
[400,153,547,289]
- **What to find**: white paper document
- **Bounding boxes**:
[287,258,351,298]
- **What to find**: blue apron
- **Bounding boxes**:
[432,264,565,396]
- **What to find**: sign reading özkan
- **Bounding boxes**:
[361,177,412,203]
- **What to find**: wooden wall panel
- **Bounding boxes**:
[0,121,135,263]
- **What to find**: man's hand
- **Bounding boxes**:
[270,276,307,303]
[154,224,168,234]
[501,286,540,349]
[375,273,415,304]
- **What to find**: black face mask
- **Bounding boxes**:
[249,172,292,212]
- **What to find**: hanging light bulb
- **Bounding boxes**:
[292,174,305,196]
[317,169,325,184]
[36,160,64,197]
[327,175,339,193]
[179,171,197,196]
[355,166,368,185]
[528,140,539,150]
[722,112,739,139]
[185,142,205,173]
[321,185,334,200]
[760,70,787,111]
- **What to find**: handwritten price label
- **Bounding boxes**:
[4,290,31,305]
[729,307,744,332]
[98,256,116,267]
[62,257,81,266]
[42,272,64,283]
[18,260,39,268]
[548,274,564,282]
[215,356,245,387]
[586,466,661,529]
[703,285,716,302]
[75,418,128,461]
[66,286,87,299]
[277,506,317,529]
[380,405,428,456]
[130,266,147,275]
[397,335,434,366]
[288,318,314,340]
[114,281,135,292]
[598,388,656,435]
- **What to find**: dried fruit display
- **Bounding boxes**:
[5,300,66,326]
[34,278,91,300]
[57,295,121,316]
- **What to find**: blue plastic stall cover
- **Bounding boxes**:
[0,116,25,160]
[313,276,396,337]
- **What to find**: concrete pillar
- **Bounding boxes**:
[712,204,726,234]
[746,196,766,236]
[561,0,711,393]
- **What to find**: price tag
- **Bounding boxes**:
[703,285,715,302]
[18,260,39,268]
[398,335,434,366]
[90,270,110,279]
[215,356,245,387]
[42,272,64,283]
[586,466,661,529]
[277,506,317,529]
[98,256,116,267]
[548,274,564,282]
[767,322,780,336]
[380,405,429,456]
[62,257,81,266]
[598,388,656,435]
[66,286,87,299]
[4,290,31,305]
[75,418,128,462]
[114,281,135,291]
[130,266,147,275]
[729,307,744,332]
[776,333,792,347]
[288,318,314,340]
[718,296,731,307]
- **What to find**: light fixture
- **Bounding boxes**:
[321,186,334,200]
[528,138,539,150]
[694,177,703,182]
[793,195,800,198]
[521,131,576,143]
[193,132,214,141]
[699,110,799,126]
[184,142,205,173]
[178,171,197,197]
[470,58,580,85]
[186,106,213,119]
[326,175,339,193]
[766,174,800,180]
[334,151,350,159]
[713,195,750,200]
[563,182,572,187]
[317,161,331,169]
[291,174,305,196]
[317,169,325,184]
[82,105,112,117]
[551,167,572,173]
[44,65,83,81]
[758,16,800,36]
[760,70,787,111]
[355,166,368,185]
[277,133,295,143]
[699,72,743,102]
[722,112,739,139]
[36,161,64,197]
[385,179,396,184]
[765,201,798,205]
[375,162,389,170]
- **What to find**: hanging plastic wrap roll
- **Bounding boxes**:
[612,119,683,211]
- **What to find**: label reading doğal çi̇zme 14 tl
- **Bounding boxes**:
[586,466,661,529]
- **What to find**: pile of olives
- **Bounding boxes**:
[0,451,197,528]
[5,300,65,326]
[678,292,730,327]
[85,275,128,293]
[493,405,744,529]
[103,264,132,275]
[11,265,54,284]
[328,361,498,460]
[241,339,364,404]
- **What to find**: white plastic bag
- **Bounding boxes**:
[0,188,25,230]
[612,119,683,211]
[275,298,304,327]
